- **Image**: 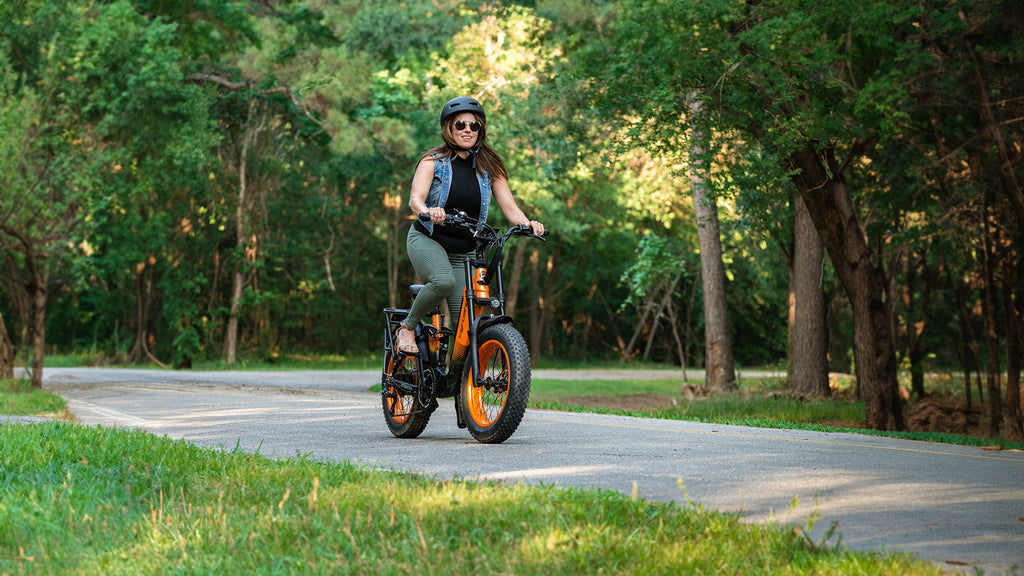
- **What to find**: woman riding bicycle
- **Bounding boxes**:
[396,96,545,355]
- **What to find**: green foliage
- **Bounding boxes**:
[132,0,259,61]
[344,0,475,68]
[1,0,1020,414]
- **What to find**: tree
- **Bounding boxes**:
[569,11,742,389]
[687,97,737,391]
[578,0,916,428]
[904,0,1023,436]
[0,2,105,386]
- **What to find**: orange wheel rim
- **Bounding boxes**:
[386,356,416,423]
[466,340,510,426]
[386,386,410,423]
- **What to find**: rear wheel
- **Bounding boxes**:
[460,323,531,444]
[382,348,431,438]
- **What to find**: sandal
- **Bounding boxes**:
[396,326,418,354]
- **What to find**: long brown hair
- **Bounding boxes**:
[420,113,507,181]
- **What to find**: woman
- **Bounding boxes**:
[396,96,544,354]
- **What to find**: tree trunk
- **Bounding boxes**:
[0,311,15,380]
[505,241,527,319]
[28,279,46,389]
[642,278,673,363]
[384,188,402,308]
[528,249,541,365]
[688,96,736,392]
[900,251,935,400]
[791,193,830,396]
[529,241,563,366]
[952,270,982,412]
[789,145,904,430]
[1,260,30,351]
[1,231,48,387]
[980,197,1001,437]
[224,272,244,365]
[1003,251,1022,440]
[225,101,261,365]
[662,271,689,376]
[621,279,662,363]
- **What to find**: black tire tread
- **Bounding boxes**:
[461,323,531,444]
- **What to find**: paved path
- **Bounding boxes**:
[21,368,1024,573]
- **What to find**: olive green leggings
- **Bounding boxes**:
[402,227,471,330]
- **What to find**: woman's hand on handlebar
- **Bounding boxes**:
[424,207,446,224]
[526,220,545,237]
[512,221,548,240]
[416,208,453,225]
[418,210,467,226]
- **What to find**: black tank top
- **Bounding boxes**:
[415,154,481,253]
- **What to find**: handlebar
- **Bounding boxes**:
[419,211,547,285]
[417,212,549,240]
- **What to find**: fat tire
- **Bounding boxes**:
[381,348,431,438]
[460,323,531,444]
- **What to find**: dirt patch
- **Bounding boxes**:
[561,392,1011,442]
[561,393,677,411]
[904,396,981,436]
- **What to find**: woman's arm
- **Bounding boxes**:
[492,176,545,236]
[408,157,445,223]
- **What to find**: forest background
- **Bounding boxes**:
[0,0,1021,436]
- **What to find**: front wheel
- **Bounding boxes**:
[460,323,531,444]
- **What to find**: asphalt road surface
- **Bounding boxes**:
[20,368,1024,573]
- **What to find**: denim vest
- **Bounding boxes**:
[419,153,491,235]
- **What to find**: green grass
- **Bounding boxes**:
[530,377,698,399]
[1,379,67,417]
[0,422,941,575]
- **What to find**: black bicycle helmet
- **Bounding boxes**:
[439,96,485,126]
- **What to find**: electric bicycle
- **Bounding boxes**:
[381,211,546,444]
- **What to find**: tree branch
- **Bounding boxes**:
[182,70,326,129]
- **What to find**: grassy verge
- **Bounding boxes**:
[1,379,68,418]
[531,378,863,428]
[0,422,941,575]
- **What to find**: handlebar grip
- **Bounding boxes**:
[512,225,550,240]
[417,213,432,222]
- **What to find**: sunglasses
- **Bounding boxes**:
[453,120,482,133]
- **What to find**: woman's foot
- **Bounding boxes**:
[396,326,418,354]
